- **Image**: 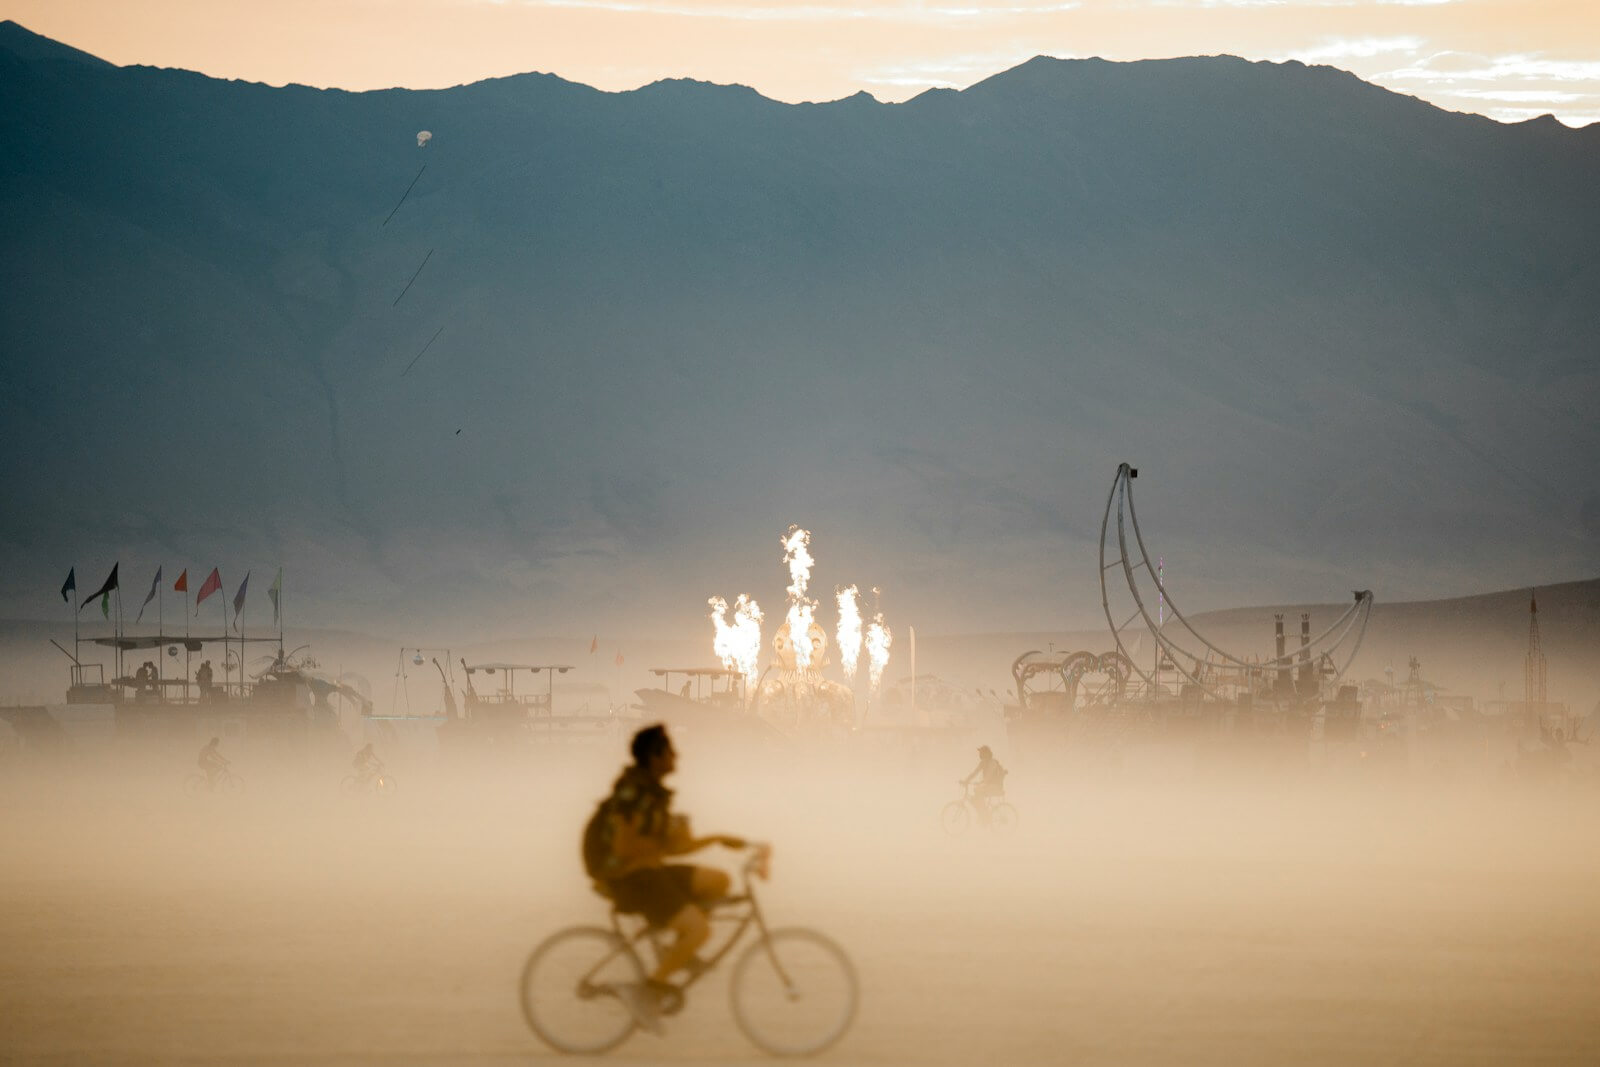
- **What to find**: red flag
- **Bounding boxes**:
[173,569,188,593]
[590,634,598,654]
[614,650,624,667]
[195,568,222,613]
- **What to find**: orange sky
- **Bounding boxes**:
[4,0,1597,125]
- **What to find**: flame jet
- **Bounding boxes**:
[835,585,863,681]
[865,587,892,693]
[781,527,817,672]
[709,594,764,690]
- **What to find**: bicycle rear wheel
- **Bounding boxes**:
[519,925,641,1054]
[990,801,1019,836]
[182,773,205,797]
[730,926,857,1056]
[339,775,361,798]
[940,799,970,836]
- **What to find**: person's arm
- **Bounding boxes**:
[961,763,978,785]
[664,816,744,856]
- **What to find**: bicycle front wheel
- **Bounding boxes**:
[730,926,857,1057]
[940,799,970,836]
[519,925,641,1054]
[220,772,244,796]
[375,774,396,796]
[990,802,1019,836]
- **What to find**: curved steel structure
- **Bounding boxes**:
[1098,463,1373,703]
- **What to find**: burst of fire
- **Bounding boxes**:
[835,585,863,681]
[709,594,764,688]
[782,527,817,671]
[865,601,892,693]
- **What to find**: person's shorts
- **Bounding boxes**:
[608,865,697,928]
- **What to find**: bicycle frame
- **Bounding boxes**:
[580,853,795,1003]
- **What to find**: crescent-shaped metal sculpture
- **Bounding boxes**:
[1098,463,1373,704]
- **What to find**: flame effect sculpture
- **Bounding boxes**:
[746,527,855,734]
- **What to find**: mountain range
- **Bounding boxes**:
[1,20,1596,639]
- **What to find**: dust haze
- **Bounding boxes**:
[3,690,1598,1063]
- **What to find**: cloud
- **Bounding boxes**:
[498,0,1081,21]
[858,49,1064,88]
[1133,0,1461,7]
[1286,36,1425,63]
[1450,88,1585,104]
[1370,50,1600,127]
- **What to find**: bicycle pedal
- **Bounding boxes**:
[654,985,686,1016]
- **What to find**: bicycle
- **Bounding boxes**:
[940,782,1018,837]
[183,767,244,796]
[519,844,857,1056]
[340,769,397,798]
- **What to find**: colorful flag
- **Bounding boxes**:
[101,592,110,619]
[173,569,188,593]
[61,567,75,603]
[268,567,282,625]
[79,563,118,613]
[590,634,598,654]
[614,650,624,667]
[232,572,251,630]
[195,568,222,613]
[136,566,163,623]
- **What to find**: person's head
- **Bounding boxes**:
[977,745,992,759]
[207,736,219,747]
[631,723,676,777]
[360,743,373,753]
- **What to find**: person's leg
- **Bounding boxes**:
[650,903,710,984]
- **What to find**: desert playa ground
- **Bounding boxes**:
[2,740,1597,1065]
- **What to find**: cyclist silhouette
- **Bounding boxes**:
[197,737,229,789]
[961,745,1007,824]
[590,723,744,1031]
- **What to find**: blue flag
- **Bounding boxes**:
[137,566,163,624]
[232,571,250,631]
[61,567,75,603]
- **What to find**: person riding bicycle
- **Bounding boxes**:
[197,736,229,789]
[961,745,1008,824]
[587,723,745,1032]
[352,743,383,784]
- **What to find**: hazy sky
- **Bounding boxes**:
[5,0,1597,126]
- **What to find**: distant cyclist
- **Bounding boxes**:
[353,743,383,783]
[197,736,229,790]
[585,723,746,1032]
[961,745,1008,824]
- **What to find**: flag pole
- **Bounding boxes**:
[220,582,227,698]
[184,575,191,703]
[115,584,124,682]
[157,568,164,687]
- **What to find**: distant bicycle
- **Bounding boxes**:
[340,770,397,798]
[941,782,1017,837]
[183,768,244,796]
[519,844,857,1056]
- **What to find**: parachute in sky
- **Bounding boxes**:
[416,130,432,148]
